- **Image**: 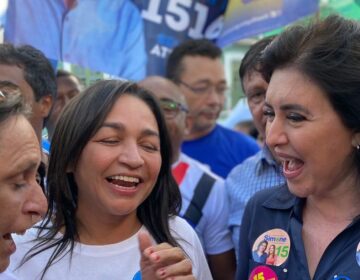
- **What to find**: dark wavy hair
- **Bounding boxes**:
[0,44,56,126]
[260,15,360,175]
[21,80,182,279]
[239,36,275,91]
[0,44,56,102]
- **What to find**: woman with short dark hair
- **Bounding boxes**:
[237,15,360,279]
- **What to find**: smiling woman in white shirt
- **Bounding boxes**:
[8,80,211,280]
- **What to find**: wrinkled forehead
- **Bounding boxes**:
[0,64,35,102]
[142,80,186,106]
[0,115,40,158]
[158,90,185,107]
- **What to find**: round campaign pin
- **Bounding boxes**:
[333,275,352,280]
[251,228,291,266]
[356,241,360,267]
[249,265,278,280]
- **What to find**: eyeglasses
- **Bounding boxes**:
[159,99,188,119]
[178,81,228,96]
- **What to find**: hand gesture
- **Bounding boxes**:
[138,231,195,280]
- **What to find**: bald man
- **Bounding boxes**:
[140,76,236,280]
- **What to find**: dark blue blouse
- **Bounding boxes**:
[237,185,360,280]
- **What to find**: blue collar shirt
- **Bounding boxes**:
[225,146,285,258]
[237,185,360,280]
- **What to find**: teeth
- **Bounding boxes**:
[283,159,302,171]
[288,160,296,170]
[4,229,28,237]
[13,230,26,236]
[109,175,140,183]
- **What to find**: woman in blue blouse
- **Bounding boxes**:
[237,15,360,280]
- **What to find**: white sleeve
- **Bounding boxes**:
[0,269,19,280]
[169,216,213,280]
[201,179,234,255]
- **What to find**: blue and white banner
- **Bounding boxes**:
[2,0,319,79]
[133,0,228,76]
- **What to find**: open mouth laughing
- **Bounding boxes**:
[106,175,143,190]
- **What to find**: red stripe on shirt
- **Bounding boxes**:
[172,162,190,186]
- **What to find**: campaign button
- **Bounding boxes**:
[252,228,291,266]
[249,265,278,280]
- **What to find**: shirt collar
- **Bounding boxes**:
[262,185,360,225]
[255,145,281,176]
[262,184,299,210]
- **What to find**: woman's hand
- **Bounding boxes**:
[138,231,195,280]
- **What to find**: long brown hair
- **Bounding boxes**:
[21,80,182,279]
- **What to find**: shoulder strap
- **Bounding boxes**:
[183,173,216,228]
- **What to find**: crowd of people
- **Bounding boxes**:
[0,13,360,280]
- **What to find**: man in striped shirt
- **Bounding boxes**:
[140,76,236,280]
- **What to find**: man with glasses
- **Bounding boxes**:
[225,37,285,259]
[166,39,259,178]
[140,76,236,280]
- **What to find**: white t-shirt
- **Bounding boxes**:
[6,216,212,280]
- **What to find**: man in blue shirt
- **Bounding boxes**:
[166,39,259,178]
[225,36,285,258]
[5,0,146,81]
